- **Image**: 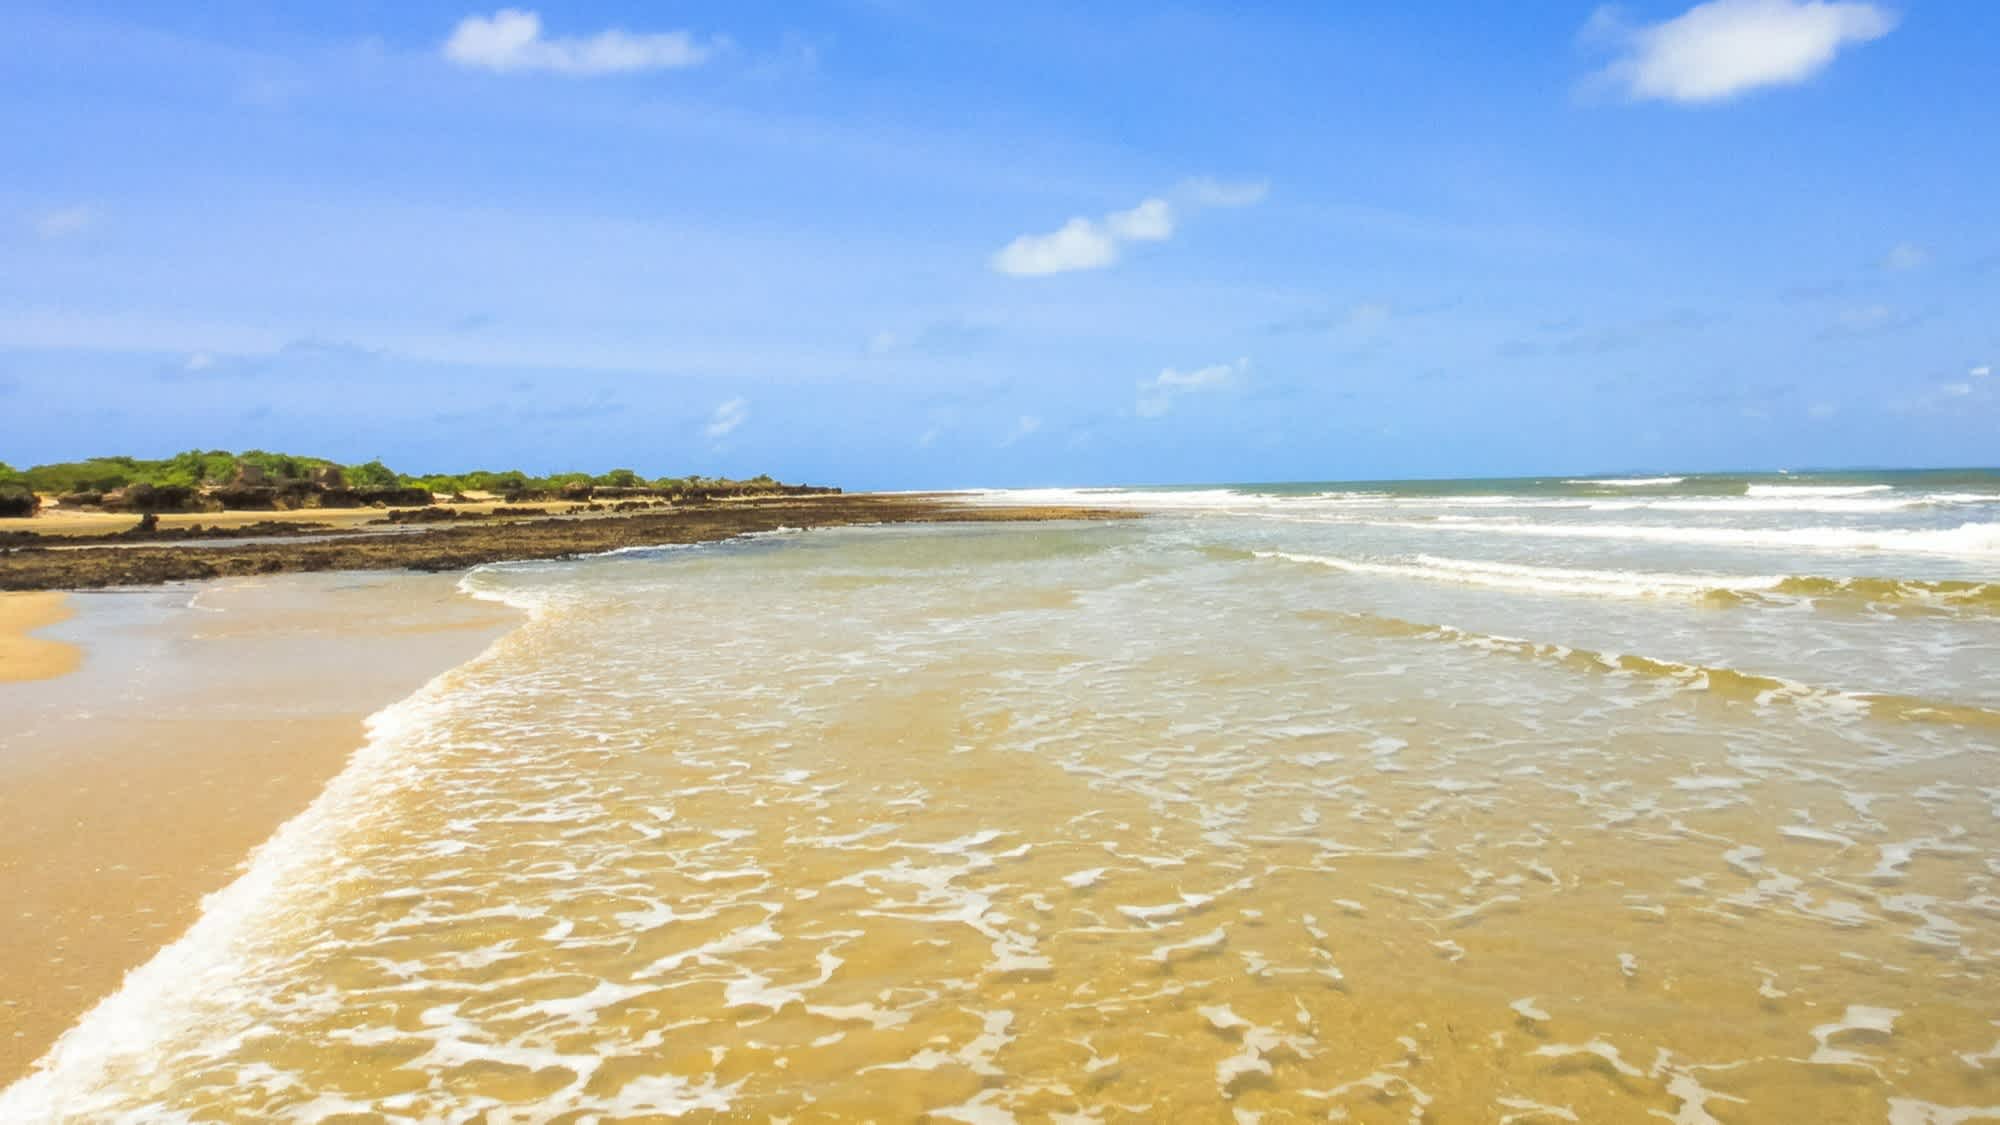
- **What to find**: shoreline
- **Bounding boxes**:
[0,494,1137,592]
[0,594,81,682]
[0,502,1133,1087]
[0,573,524,1084]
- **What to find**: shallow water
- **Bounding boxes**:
[9,473,2000,1122]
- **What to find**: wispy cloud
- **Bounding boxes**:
[1268,301,1394,337]
[154,337,385,383]
[1137,357,1249,419]
[1879,241,1928,272]
[444,9,718,76]
[1181,178,1270,208]
[1584,0,1895,104]
[1822,303,1913,338]
[991,178,1264,277]
[1104,199,1174,242]
[33,206,96,239]
[704,397,748,439]
[991,199,1170,277]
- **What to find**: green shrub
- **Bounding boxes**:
[9,452,781,505]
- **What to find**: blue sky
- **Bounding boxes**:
[4,1,1995,488]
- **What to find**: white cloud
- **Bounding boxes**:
[183,352,215,372]
[1940,382,1972,397]
[1807,401,1839,419]
[866,329,900,355]
[1585,0,1895,104]
[1880,241,1928,271]
[1137,357,1249,419]
[34,206,96,239]
[992,179,1263,277]
[1182,177,1270,208]
[704,397,748,439]
[1105,198,1174,242]
[1969,365,1990,378]
[444,9,716,76]
[991,217,1120,276]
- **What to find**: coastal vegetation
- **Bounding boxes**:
[3,451,774,498]
[0,451,803,515]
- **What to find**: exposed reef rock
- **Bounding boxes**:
[0,495,1138,591]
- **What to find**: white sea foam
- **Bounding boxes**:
[964,482,1997,519]
[1254,550,1784,599]
[1744,484,1893,498]
[0,629,524,1120]
[12,498,1994,1119]
[1362,518,2000,557]
[1565,476,1686,486]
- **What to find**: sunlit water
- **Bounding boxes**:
[9,472,2000,1122]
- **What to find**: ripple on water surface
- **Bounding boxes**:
[7,517,2000,1122]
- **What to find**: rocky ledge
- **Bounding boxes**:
[0,495,1138,591]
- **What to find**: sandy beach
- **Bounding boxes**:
[7,495,1993,1121]
[0,594,81,683]
[0,573,520,1083]
[0,496,1128,1088]
[11,4,1996,1113]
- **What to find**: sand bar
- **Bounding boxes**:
[0,572,520,1083]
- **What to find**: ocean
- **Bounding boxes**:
[8,469,2000,1122]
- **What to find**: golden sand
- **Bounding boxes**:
[12,521,1990,1120]
[0,574,520,1082]
[0,593,80,683]
[0,504,383,538]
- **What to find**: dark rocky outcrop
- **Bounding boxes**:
[208,483,432,510]
[102,483,199,512]
[0,518,340,549]
[0,495,1139,591]
[359,487,435,508]
[0,485,38,518]
[382,507,490,524]
[208,485,280,510]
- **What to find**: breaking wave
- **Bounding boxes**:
[1362,518,2000,558]
[1250,549,2000,613]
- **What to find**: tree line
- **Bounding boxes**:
[0,451,776,499]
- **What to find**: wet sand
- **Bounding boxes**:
[0,573,521,1083]
[0,594,81,683]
